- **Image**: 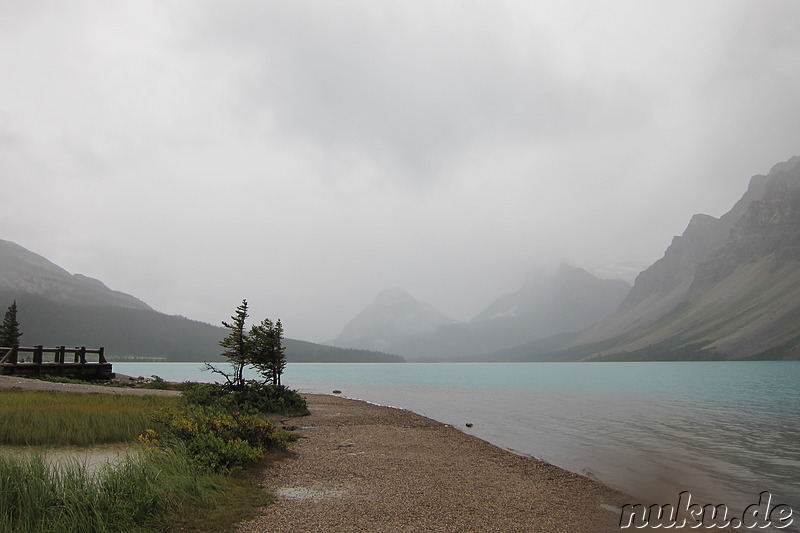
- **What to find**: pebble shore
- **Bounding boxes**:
[238,394,629,532]
[0,375,634,531]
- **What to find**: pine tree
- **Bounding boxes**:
[250,318,286,386]
[0,300,22,347]
[212,299,251,388]
[271,319,286,386]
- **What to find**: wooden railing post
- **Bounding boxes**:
[79,346,87,364]
[33,345,43,365]
[98,347,106,364]
[74,347,80,363]
[58,346,66,364]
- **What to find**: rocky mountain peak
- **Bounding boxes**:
[330,288,453,352]
[691,156,800,292]
[571,155,800,361]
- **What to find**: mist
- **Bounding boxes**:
[2,1,799,341]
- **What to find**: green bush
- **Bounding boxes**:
[181,381,309,416]
[143,375,168,389]
[188,434,263,472]
[143,405,295,472]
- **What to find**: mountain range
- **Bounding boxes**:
[0,239,402,363]
[329,288,455,353]
[482,155,800,361]
[568,155,800,360]
[331,155,800,361]
[4,155,798,363]
[331,264,630,359]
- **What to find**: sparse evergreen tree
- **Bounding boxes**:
[271,319,286,386]
[250,318,286,386]
[208,299,251,388]
[0,300,22,347]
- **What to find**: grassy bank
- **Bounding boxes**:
[0,384,307,531]
[0,390,179,446]
[0,449,272,533]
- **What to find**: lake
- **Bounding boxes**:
[115,360,799,523]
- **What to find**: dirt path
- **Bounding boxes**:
[0,374,180,396]
[238,394,629,533]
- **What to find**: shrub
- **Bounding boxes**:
[144,375,168,390]
[181,381,309,416]
[143,406,295,472]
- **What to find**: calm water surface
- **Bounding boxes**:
[116,361,800,519]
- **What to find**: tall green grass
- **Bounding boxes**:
[0,448,259,533]
[0,390,179,445]
[0,389,281,531]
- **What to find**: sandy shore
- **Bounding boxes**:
[239,394,630,533]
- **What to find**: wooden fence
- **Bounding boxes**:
[0,346,113,379]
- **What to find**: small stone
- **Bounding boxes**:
[465,422,473,428]
[332,389,342,394]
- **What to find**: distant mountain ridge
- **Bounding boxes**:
[7,155,797,363]
[495,155,800,361]
[0,239,152,311]
[0,240,401,363]
[333,265,630,359]
[473,264,630,335]
[330,288,454,352]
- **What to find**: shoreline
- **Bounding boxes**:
[0,376,630,530]
[239,393,630,532]
[1,376,730,530]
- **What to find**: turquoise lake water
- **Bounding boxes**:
[115,361,799,521]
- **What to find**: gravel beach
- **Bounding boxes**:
[0,375,633,531]
[239,394,629,532]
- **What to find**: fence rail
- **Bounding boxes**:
[0,346,112,379]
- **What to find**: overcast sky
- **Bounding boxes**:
[2,1,799,342]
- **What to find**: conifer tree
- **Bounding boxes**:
[250,318,286,386]
[212,299,251,388]
[0,300,22,347]
[271,319,286,386]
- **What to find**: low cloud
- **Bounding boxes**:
[1,1,799,341]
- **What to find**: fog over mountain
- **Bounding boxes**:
[2,2,799,342]
[2,156,798,362]
[330,288,454,353]
[0,239,152,312]
[334,264,630,359]
[485,156,800,361]
[0,239,400,362]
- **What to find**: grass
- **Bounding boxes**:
[169,454,277,532]
[0,449,274,533]
[0,386,296,531]
[0,390,180,446]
